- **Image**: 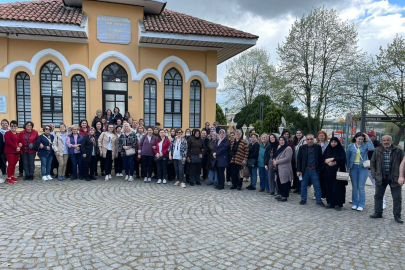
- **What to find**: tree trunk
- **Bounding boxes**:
[394,125,405,146]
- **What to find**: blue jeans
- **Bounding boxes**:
[122,155,135,176]
[69,153,83,178]
[40,154,53,177]
[249,167,258,187]
[209,170,218,183]
[350,164,368,208]
[301,169,322,203]
[259,167,269,191]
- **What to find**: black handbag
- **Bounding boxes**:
[190,155,201,164]
[247,158,256,168]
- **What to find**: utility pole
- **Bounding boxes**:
[360,84,368,133]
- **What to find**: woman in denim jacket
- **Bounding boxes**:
[346,132,374,211]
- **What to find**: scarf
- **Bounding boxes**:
[273,137,288,159]
[89,135,96,146]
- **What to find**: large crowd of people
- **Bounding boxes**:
[0,108,403,223]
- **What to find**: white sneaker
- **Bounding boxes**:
[352,205,358,210]
[0,177,5,184]
[174,181,180,186]
[144,177,148,183]
[157,179,162,184]
[42,176,48,181]
[313,196,316,200]
[105,176,109,181]
[227,181,231,186]
[180,183,186,188]
[116,173,120,177]
[356,207,364,211]
[128,176,134,182]
[125,175,129,181]
[47,175,53,180]
[383,202,386,210]
[163,179,167,184]
[108,174,112,179]
[147,178,151,182]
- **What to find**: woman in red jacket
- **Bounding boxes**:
[18,121,38,180]
[153,129,171,184]
[4,120,21,184]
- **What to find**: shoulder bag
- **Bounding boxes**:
[336,171,350,181]
[26,133,37,151]
[354,144,370,168]
[124,136,136,156]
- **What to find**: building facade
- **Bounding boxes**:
[0,0,258,129]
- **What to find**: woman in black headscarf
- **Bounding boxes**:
[323,137,347,211]
[264,134,279,196]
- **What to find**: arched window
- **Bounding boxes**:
[144,78,156,127]
[71,75,86,125]
[189,80,201,128]
[102,63,128,114]
[164,68,182,127]
[40,61,63,126]
[16,72,31,127]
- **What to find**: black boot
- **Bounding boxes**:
[370,213,383,219]
[394,216,404,224]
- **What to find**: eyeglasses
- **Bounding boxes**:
[177,132,182,134]
[10,125,17,127]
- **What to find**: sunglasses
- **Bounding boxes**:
[45,128,50,130]
[177,132,182,134]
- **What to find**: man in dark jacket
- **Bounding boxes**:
[370,135,404,223]
[213,129,230,190]
[296,134,324,206]
[367,130,385,208]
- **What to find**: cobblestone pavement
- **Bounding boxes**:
[0,175,404,270]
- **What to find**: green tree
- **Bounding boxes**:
[219,47,275,110]
[234,95,275,128]
[215,103,227,125]
[260,108,285,134]
[277,7,359,133]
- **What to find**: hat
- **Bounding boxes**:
[367,130,375,136]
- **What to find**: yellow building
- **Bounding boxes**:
[0,0,258,129]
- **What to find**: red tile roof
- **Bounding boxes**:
[144,10,258,39]
[0,0,258,40]
[0,0,83,26]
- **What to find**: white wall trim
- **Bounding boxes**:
[0,20,87,32]
[2,34,88,44]
[0,49,218,88]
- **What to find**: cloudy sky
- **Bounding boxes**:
[1,0,404,105]
[162,0,405,105]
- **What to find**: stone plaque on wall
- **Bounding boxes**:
[0,95,6,113]
[97,15,131,44]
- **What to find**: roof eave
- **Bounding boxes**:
[138,21,258,64]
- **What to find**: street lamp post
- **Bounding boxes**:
[225,108,228,123]
[360,84,368,133]
[260,101,264,124]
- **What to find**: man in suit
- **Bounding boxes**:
[213,129,230,190]
[297,134,324,206]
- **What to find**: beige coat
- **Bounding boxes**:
[53,132,68,156]
[98,132,118,158]
[275,146,294,184]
